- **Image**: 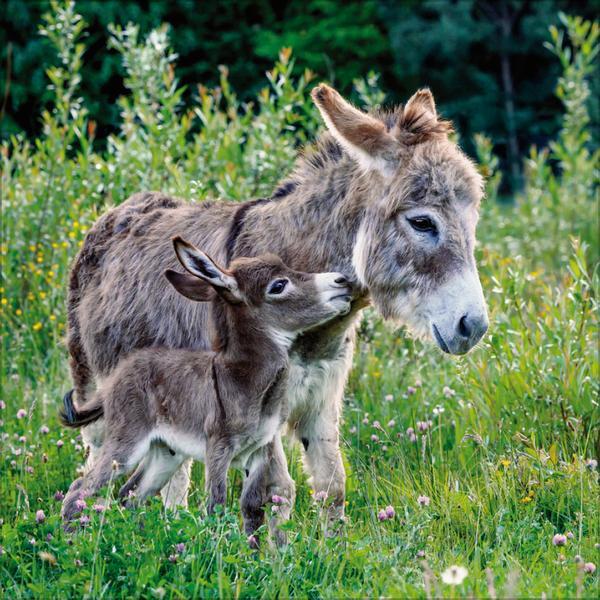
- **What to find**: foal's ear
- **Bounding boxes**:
[311,83,399,177]
[171,237,243,303]
[164,270,216,302]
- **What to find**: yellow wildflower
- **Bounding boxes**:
[32,322,43,331]
[62,241,69,248]
[16,309,22,316]
[39,292,47,300]
[520,496,532,504]
[1,298,7,306]
[73,221,79,228]
[68,232,76,239]
[500,459,510,468]
[49,315,56,321]
[29,245,36,252]
[27,293,34,301]
[51,242,59,249]
[48,271,54,278]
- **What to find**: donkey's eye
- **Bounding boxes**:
[267,279,288,295]
[407,216,438,235]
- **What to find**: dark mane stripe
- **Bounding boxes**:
[224,198,269,265]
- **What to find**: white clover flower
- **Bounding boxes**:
[441,565,468,585]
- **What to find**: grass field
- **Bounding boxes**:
[1,4,598,598]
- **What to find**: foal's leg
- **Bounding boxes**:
[265,435,296,545]
[240,436,296,546]
[62,446,124,521]
[240,448,268,539]
[205,437,233,514]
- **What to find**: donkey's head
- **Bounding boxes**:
[165,237,352,346]
[312,84,488,355]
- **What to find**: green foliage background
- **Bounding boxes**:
[0,2,598,598]
[2,0,598,190]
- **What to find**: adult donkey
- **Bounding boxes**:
[67,84,488,535]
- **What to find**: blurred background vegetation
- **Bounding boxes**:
[1,0,597,193]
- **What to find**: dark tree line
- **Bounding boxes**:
[1,0,597,191]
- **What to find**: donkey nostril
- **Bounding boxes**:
[458,314,471,339]
[335,275,348,285]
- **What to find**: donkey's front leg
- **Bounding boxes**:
[298,413,346,531]
[295,354,351,533]
[161,458,193,509]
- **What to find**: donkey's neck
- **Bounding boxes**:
[233,142,374,278]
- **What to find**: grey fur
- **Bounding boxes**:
[66,84,488,528]
[62,239,352,541]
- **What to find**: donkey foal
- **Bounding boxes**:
[60,237,351,535]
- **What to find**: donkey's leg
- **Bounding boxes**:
[296,362,350,532]
[205,437,233,514]
[292,336,354,533]
[80,418,106,473]
[298,415,346,530]
[160,458,193,509]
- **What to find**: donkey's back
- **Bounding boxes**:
[67,191,236,402]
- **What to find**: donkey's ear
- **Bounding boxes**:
[165,270,216,302]
[397,88,452,144]
[311,83,399,176]
[404,88,437,118]
[172,237,242,302]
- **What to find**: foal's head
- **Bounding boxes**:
[165,237,352,347]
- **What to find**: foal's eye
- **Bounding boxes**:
[267,279,288,295]
[407,216,438,235]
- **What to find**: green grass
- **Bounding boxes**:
[1,4,598,598]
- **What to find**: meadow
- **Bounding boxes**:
[1,3,598,598]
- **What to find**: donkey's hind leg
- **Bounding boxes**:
[160,457,193,509]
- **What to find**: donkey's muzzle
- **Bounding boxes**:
[435,312,488,355]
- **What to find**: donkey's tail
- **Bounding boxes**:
[59,389,104,429]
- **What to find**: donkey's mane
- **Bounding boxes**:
[270,132,347,200]
[270,103,453,200]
